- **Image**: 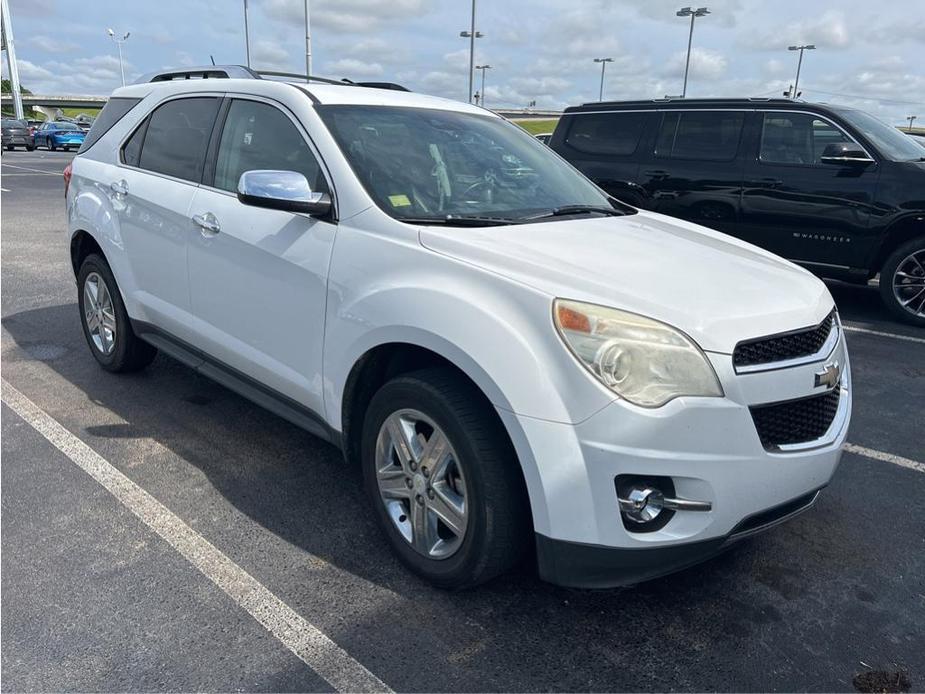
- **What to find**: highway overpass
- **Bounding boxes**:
[4,94,560,121]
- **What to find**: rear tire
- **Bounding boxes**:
[26,144,35,151]
[361,367,530,589]
[48,139,56,151]
[77,253,157,372]
[879,235,925,327]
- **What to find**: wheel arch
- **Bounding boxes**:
[70,228,105,277]
[873,213,925,275]
[338,338,546,534]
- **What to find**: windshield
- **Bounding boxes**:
[836,108,924,162]
[317,105,614,223]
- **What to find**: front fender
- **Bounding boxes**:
[323,227,616,431]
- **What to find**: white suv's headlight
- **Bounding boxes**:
[553,299,723,408]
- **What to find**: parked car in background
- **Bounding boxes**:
[65,68,850,589]
[534,132,553,144]
[2,118,35,151]
[551,98,925,325]
[34,121,87,151]
[907,132,925,149]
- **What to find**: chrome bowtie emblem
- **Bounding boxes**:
[814,361,841,389]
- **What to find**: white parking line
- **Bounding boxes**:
[2,163,64,176]
[845,443,925,474]
[842,325,925,345]
[0,379,391,694]
[1,187,10,192]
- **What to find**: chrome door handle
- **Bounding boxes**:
[110,180,128,196]
[192,213,221,235]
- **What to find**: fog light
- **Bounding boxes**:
[619,487,666,523]
[617,481,712,529]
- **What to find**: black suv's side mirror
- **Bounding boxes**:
[820,142,874,165]
[237,170,332,216]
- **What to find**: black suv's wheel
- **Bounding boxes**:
[77,254,157,372]
[361,368,530,589]
[879,236,925,327]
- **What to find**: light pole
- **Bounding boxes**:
[676,6,709,98]
[106,28,130,87]
[788,44,815,101]
[304,0,312,79]
[593,57,613,101]
[459,0,483,103]
[476,64,491,107]
[1,0,25,119]
[907,115,917,131]
[242,0,251,68]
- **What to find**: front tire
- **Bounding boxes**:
[361,368,530,589]
[48,139,56,151]
[77,254,157,372]
[879,236,925,327]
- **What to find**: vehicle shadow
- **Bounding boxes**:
[1,302,874,690]
[825,278,924,334]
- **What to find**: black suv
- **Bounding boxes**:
[550,98,925,325]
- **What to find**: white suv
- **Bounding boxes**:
[66,67,851,588]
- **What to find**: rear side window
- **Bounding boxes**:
[135,97,221,182]
[655,111,744,162]
[78,97,141,153]
[564,112,649,156]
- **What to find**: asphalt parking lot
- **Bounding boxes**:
[2,149,923,692]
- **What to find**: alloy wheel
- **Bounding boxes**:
[374,409,469,559]
[892,249,925,319]
[83,271,117,355]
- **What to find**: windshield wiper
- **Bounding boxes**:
[518,204,626,221]
[402,214,519,227]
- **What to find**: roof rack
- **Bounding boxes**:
[578,96,797,107]
[137,65,410,91]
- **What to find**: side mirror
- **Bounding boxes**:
[237,170,332,216]
[820,142,874,165]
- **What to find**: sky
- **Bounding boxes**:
[3,0,923,125]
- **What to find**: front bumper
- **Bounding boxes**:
[536,488,821,588]
[503,330,850,587]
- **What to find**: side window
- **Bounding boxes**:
[655,111,745,162]
[79,97,141,153]
[564,111,649,156]
[121,119,147,167]
[213,99,328,194]
[759,113,854,166]
[136,97,221,182]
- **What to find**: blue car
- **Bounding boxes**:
[34,121,86,151]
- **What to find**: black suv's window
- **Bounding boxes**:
[79,97,141,153]
[655,111,744,162]
[134,97,220,182]
[212,99,328,193]
[759,113,855,165]
[564,111,649,156]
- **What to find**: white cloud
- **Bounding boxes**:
[28,35,79,53]
[261,0,431,33]
[323,58,385,78]
[665,47,728,80]
[251,40,292,71]
[747,10,850,51]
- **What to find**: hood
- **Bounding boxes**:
[419,210,833,354]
